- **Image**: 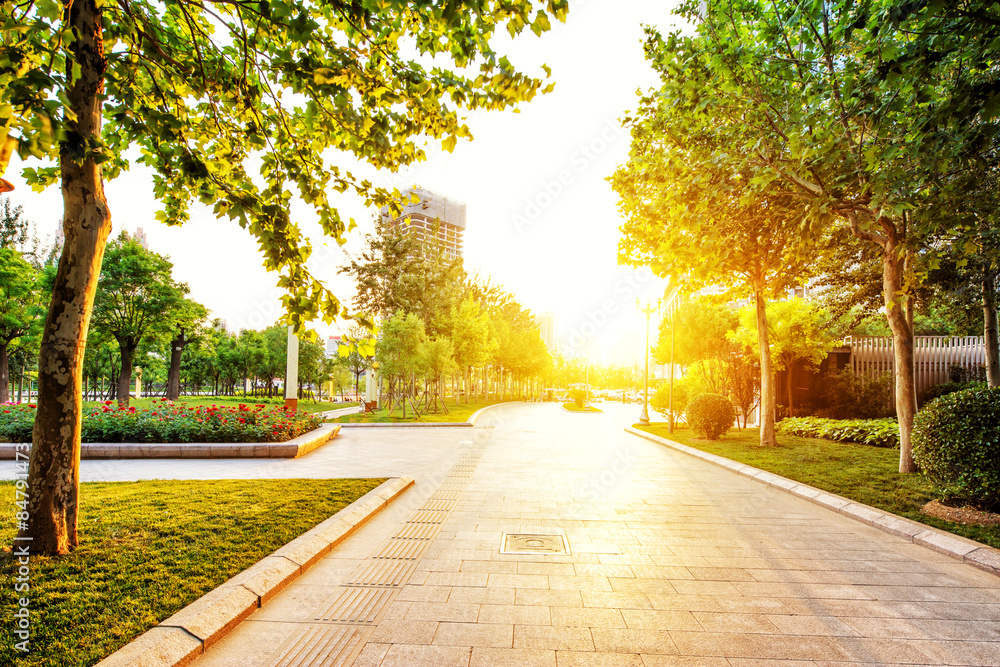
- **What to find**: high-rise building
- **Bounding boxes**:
[381,187,466,260]
[534,311,557,353]
[134,227,149,249]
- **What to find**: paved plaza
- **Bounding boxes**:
[13,403,1000,665]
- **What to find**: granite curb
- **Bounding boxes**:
[95,475,415,667]
[625,426,1000,578]
[0,424,340,460]
[337,400,521,428]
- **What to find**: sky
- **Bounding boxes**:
[4,0,685,366]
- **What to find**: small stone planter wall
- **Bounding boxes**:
[0,424,341,460]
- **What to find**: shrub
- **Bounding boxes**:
[819,367,894,419]
[949,363,987,383]
[650,382,690,422]
[912,387,1000,510]
[685,393,736,440]
[567,388,588,407]
[922,381,986,404]
[778,416,899,448]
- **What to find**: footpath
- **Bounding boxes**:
[115,403,1000,666]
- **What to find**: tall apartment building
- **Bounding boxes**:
[534,311,557,353]
[381,187,467,260]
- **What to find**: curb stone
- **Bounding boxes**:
[95,476,414,667]
[0,424,340,460]
[625,426,1000,578]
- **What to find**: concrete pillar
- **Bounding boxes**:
[285,325,299,410]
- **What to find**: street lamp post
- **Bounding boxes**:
[637,298,660,424]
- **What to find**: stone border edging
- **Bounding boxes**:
[0,424,340,460]
[625,426,1000,578]
[95,475,415,667]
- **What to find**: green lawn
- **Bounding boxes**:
[83,396,355,415]
[338,397,511,423]
[636,423,1000,550]
[0,478,385,666]
[563,402,603,413]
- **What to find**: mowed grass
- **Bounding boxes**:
[0,478,385,666]
[338,397,511,423]
[82,396,354,415]
[636,423,1000,550]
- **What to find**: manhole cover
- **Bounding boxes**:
[500,533,570,555]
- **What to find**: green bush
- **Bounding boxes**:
[778,416,899,448]
[567,388,588,407]
[819,367,894,419]
[650,382,690,421]
[685,393,736,440]
[912,387,1000,510]
[922,381,986,404]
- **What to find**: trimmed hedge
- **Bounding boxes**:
[912,386,1000,510]
[922,381,986,403]
[777,416,899,448]
[686,393,736,440]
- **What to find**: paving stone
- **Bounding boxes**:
[160,585,258,649]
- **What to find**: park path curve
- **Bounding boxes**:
[138,403,1000,664]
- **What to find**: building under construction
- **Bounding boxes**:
[381,187,467,260]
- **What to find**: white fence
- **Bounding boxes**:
[846,335,986,398]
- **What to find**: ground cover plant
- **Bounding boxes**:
[0,478,386,666]
[0,401,321,443]
[636,423,1000,550]
[778,416,900,448]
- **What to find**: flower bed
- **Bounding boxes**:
[0,400,322,444]
[777,416,899,448]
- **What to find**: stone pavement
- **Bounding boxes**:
[0,425,470,482]
[183,402,1000,666]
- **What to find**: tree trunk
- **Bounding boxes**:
[116,342,136,406]
[21,0,111,556]
[881,238,918,473]
[786,360,794,416]
[754,289,777,446]
[165,331,187,401]
[0,342,9,404]
[983,265,999,388]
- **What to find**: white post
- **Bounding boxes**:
[285,325,299,410]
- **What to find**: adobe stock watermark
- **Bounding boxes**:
[511,117,628,235]
[11,443,33,654]
[561,266,655,357]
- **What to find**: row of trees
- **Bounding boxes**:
[3,210,339,407]
[613,0,1000,472]
[344,216,553,411]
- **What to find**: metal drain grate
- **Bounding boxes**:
[499,533,570,555]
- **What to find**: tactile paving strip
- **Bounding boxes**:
[312,587,398,624]
[264,435,491,667]
[268,624,373,667]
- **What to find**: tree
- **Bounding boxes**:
[164,297,208,400]
[0,197,27,250]
[732,299,839,415]
[612,93,821,445]
[622,0,999,471]
[376,311,427,418]
[90,233,186,406]
[422,337,457,413]
[0,249,41,403]
[6,0,567,554]
[450,296,491,405]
